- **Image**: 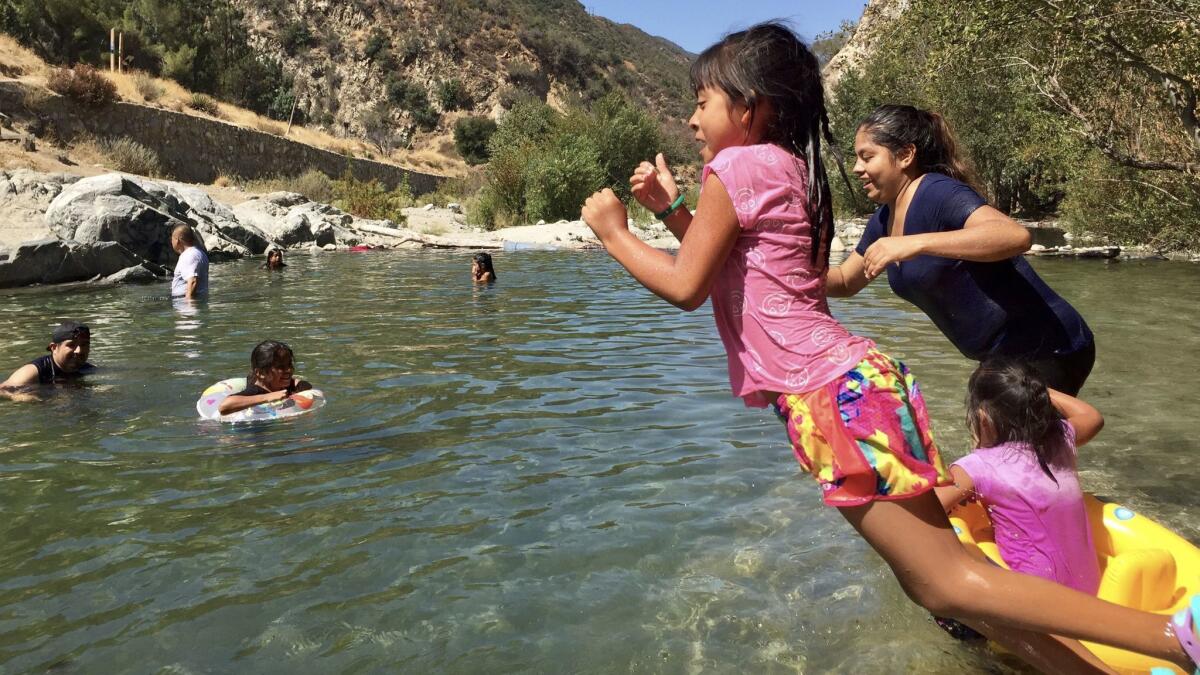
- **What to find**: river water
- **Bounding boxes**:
[0,251,1196,674]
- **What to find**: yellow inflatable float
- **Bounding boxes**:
[951,494,1200,674]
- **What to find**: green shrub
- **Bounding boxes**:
[386,77,439,130]
[398,35,421,64]
[187,92,220,116]
[523,134,606,222]
[437,79,471,111]
[332,171,410,223]
[161,44,198,86]
[453,116,497,165]
[468,190,501,229]
[102,138,165,177]
[245,169,335,202]
[480,95,664,225]
[47,64,117,108]
[569,93,660,200]
[280,21,314,55]
[364,30,390,60]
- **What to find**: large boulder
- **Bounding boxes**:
[0,239,149,288]
[169,183,270,254]
[43,173,260,264]
[232,193,353,249]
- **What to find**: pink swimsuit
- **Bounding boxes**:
[703,144,872,408]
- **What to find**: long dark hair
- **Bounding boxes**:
[248,340,294,385]
[858,104,983,195]
[690,21,844,268]
[472,252,496,280]
[966,360,1067,481]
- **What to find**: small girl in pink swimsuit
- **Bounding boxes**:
[940,360,1104,594]
[580,20,1199,673]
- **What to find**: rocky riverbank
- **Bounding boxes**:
[2,168,1186,290]
[0,168,684,289]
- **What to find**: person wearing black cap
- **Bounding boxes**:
[0,321,95,391]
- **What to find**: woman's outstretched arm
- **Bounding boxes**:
[861,205,1032,279]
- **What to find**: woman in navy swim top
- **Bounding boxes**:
[825,105,1094,395]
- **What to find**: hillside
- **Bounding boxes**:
[2,0,696,163]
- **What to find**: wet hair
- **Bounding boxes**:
[472,252,496,279]
[966,359,1067,481]
[248,340,294,385]
[690,21,845,268]
[858,104,983,195]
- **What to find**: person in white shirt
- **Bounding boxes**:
[170,224,209,299]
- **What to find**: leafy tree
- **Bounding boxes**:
[454,116,497,165]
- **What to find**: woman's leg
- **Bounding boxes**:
[838,489,1191,669]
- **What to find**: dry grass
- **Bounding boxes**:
[132,72,163,102]
[2,37,460,178]
[66,135,108,167]
[0,141,38,170]
[254,118,285,135]
[0,34,50,82]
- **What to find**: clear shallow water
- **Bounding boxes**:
[0,251,1196,674]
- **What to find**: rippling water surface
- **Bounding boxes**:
[0,251,1196,673]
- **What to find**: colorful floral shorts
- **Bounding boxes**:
[774,348,950,507]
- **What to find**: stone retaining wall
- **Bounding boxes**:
[0,81,442,194]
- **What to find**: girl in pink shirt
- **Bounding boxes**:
[580,21,1199,673]
[940,361,1103,594]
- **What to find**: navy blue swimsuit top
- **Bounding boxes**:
[30,355,94,384]
[854,174,1092,361]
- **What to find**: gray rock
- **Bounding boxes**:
[263,192,309,208]
[44,173,258,264]
[99,262,163,284]
[169,184,269,254]
[0,239,145,288]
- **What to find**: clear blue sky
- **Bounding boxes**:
[583,1,868,54]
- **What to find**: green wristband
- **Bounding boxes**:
[655,193,686,220]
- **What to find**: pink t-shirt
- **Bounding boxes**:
[703,144,872,407]
[953,421,1100,594]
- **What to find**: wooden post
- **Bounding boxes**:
[109,28,116,72]
[285,93,298,136]
[118,32,124,73]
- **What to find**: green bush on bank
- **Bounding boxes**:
[453,116,497,166]
[332,170,412,224]
[239,169,412,225]
[473,93,668,229]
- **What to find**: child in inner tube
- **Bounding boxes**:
[218,340,312,415]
